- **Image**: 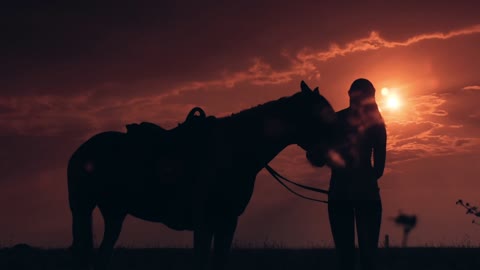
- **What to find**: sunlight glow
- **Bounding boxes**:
[381,87,389,96]
[379,87,403,112]
[387,95,401,110]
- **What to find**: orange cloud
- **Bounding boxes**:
[298,24,480,62]
[463,85,480,90]
[158,24,480,100]
[385,93,480,164]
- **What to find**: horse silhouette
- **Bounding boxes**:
[67,81,337,270]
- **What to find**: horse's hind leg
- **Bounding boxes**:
[212,215,238,270]
[71,206,96,269]
[69,180,96,269]
[95,208,126,270]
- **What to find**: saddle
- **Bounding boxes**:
[125,107,216,165]
[126,106,214,138]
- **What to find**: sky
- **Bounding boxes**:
[1,1,480,248]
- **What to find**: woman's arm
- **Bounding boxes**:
[373,124,387,180]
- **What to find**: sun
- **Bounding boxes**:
[387,95,401,110]
[380,87,402,111]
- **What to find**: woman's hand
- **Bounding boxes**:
[306,148,327,167]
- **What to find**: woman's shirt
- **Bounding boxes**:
[329,107,386,200]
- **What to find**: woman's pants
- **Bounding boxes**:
[328,199,382,270]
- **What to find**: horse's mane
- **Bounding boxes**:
[219,92,302,121]
[126,91,303,133]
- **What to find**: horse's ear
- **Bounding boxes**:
[301,80,313,93]
[313,87,319,95]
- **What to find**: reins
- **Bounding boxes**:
[264,165,329,204]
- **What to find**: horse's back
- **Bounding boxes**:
[68,131,127,177]
[72,131,126,156]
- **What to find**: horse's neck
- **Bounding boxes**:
[253,141,290,172]
[218,112,295,175]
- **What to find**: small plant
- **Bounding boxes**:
[392,212,417,247]
[456,199,480,225]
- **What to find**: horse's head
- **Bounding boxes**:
[287,81,338,153]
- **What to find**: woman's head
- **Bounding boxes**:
[348,78,376,106]
[348,78,384,125]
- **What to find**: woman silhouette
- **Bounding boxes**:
[308,78,386,270]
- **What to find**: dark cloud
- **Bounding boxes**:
[2,2,479,97]
[0,135,80,181]
[454,139,471,147]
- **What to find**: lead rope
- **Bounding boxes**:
[264,165,329,204]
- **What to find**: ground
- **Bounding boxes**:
[1,247,479,269]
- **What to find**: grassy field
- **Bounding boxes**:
[1,246,480,270]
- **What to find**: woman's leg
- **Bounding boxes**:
[328,199,355,270]
[355,199,382,270]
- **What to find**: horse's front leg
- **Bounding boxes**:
[212,215,238,270]
[193,225,214,270]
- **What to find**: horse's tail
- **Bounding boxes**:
[67,149,97,268]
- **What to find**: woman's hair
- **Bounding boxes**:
[349,78,384,126]
[348,78,376,98]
